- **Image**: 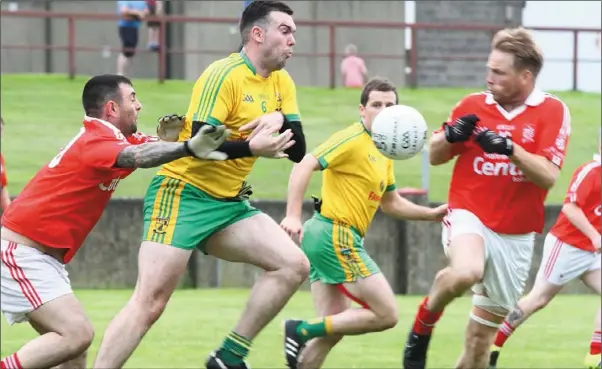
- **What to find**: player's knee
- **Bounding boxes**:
[447,267,482,292]
[378,308,399,330]
[281,250,310,285]
[132,288,170,325]
[63,318,94,357]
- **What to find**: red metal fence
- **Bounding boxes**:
[1,10,600,89]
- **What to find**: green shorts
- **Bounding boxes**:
[142,175,261,251]
[301,213,380,284]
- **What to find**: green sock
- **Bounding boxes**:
[296,317,332,343]
[220,331,252,365]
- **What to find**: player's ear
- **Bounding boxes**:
[359,103,365,118]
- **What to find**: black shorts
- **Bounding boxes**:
[119,26,139,58]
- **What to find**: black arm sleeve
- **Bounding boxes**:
[191,121,254,159]
[280,115,306,163]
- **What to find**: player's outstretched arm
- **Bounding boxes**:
[561,202,601,250]
[280,154,321,241]
[115,125,230,168]
[380,190,447,221]
[115,142,189,169]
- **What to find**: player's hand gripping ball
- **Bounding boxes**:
[371,105,428,160]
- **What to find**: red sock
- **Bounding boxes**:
[494,320,515,348]
[591,330,601,355]
[1,353,22,369]
[412,296,443,335]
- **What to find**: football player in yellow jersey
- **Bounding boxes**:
[279,78,448,369]
[93,2,310,369]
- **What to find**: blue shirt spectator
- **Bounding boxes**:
[117,1,148,28]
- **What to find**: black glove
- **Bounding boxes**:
[443,114,480,143]
[474,129,514,156]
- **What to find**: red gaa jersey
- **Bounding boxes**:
[442,89,571,234]
[550,157,601,252]
[1,117,156,263]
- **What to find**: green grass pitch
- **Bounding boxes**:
[1,74,600,203]
[0,290,598,368]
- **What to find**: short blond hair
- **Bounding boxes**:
[492,27,543,78]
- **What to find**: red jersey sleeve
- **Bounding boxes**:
[82,135,131,170]
[0,154,6,188]
[536,99,571,168]
[564,163,596,208]
[433,95,476,156]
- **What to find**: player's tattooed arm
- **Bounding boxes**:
[506,306,525,327]
[114,142,188,169]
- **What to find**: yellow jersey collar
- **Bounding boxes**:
[239,51,256,75]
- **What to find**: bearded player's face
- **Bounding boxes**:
[116,83,142,135]
[261,11,296,71]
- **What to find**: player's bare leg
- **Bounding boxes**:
[204,213,309,368]
[488,276,563,368]
[582,267,601,368]
[92,243,192,369]
[404,234,485,369]
[1,295,93,369]
[455,305,504,369]
[28,320,88,369]
[287,274,398,368]
[297,282,349,369]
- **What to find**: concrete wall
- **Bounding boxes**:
[63,196,594,296]
[414,0,525,87]
[1,1,406,87]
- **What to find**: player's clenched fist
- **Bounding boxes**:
[184,125,231,160]
[156,114,185,142]
[280,216,304,243]
[443,114,480,143]
[249,128,295,159]
[474,128,514,156]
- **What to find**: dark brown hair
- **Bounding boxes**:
[360,77,398,106]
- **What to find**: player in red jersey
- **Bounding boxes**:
[403,27,572,369]
[0,117,10,212]
[489,137,601,369]
[0,74,231,369]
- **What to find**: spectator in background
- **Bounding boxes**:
[340,43,367,88]
[117,1,148,76]
[145,0,163,52]
[0,118,10,212]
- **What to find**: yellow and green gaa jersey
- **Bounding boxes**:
[158,52,301,198]
[313,122,397,236]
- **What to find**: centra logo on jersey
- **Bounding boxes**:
[99,178,122,192]
[473,156,525,181]
[595,205,601,217]
[242,94,254,103]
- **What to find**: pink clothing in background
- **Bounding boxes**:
[340,55,366,88]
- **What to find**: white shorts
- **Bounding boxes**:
[0,240,72,325]
[537,233,601,285]
[442,209,534,312]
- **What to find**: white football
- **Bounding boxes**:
[371,105,428,160]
